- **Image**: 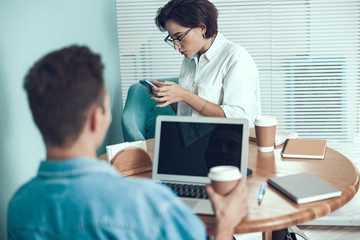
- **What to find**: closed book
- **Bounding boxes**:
[281,139,327,159]
[268,172,341,204]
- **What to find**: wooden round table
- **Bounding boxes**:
[99,139,359,239]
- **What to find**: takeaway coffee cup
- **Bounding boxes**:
[254,116,277,152]
[208,166,242,195]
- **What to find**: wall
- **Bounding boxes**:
[0,1,123,239]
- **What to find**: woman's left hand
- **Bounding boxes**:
[151,80,188,107]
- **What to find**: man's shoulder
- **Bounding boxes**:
[7,172,203,240]
[116,177,177,202]
[8,178,37,204]
[8,168,176,207]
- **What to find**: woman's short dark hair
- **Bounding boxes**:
[24,45,105,147]
[155,0,218,38]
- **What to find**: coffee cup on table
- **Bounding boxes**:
[208,166,242,195]
[254,116,277,152]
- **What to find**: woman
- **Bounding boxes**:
[152,0,261,125]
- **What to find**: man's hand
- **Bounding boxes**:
[206,180,248,239]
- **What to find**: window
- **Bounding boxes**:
[116,0,360,163]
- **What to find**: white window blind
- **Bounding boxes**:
[116,0,360,163]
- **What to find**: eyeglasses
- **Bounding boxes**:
[164,28,193,48]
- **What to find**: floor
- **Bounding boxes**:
[311,148,360,226]
[234,226,360,240]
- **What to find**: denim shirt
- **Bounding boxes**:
[7,157,206,239]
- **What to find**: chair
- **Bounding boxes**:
[121,77,179,142]
[110,147,152,176]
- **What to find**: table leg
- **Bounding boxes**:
[263,229,292,240]
[262,231,272,240]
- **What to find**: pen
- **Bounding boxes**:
[258,182,266,204]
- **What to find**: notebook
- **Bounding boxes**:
[281,139,327,159]
[268,172,341,204]
[152,116,249,215]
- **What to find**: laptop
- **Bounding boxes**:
[152,116,249,215]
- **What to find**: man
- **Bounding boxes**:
[7,45,247,239]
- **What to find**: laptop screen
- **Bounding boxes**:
[156,118,247,178]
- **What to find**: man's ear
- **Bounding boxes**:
[89,106,103,132]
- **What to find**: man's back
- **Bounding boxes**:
[11,44,247,240]
[7,158,205,240]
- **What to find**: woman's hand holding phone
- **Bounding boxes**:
[141,80,189,108]
[139,80,156,89]
[139,80,158,94]
[151,81,190,108]
[147,80,163,94]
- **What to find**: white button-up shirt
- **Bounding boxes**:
[178,32,261,127]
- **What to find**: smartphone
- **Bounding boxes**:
[139,80,156,89]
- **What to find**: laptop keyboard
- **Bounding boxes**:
[161,182,209,199]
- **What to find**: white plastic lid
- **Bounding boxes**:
[208,166,242,181]
[254,116,277,127]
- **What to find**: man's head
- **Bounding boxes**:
[205,125,243,170]
[24,45,111,149]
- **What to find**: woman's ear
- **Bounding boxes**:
[200,23,207,36]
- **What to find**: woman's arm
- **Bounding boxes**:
[151,80,225,117]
